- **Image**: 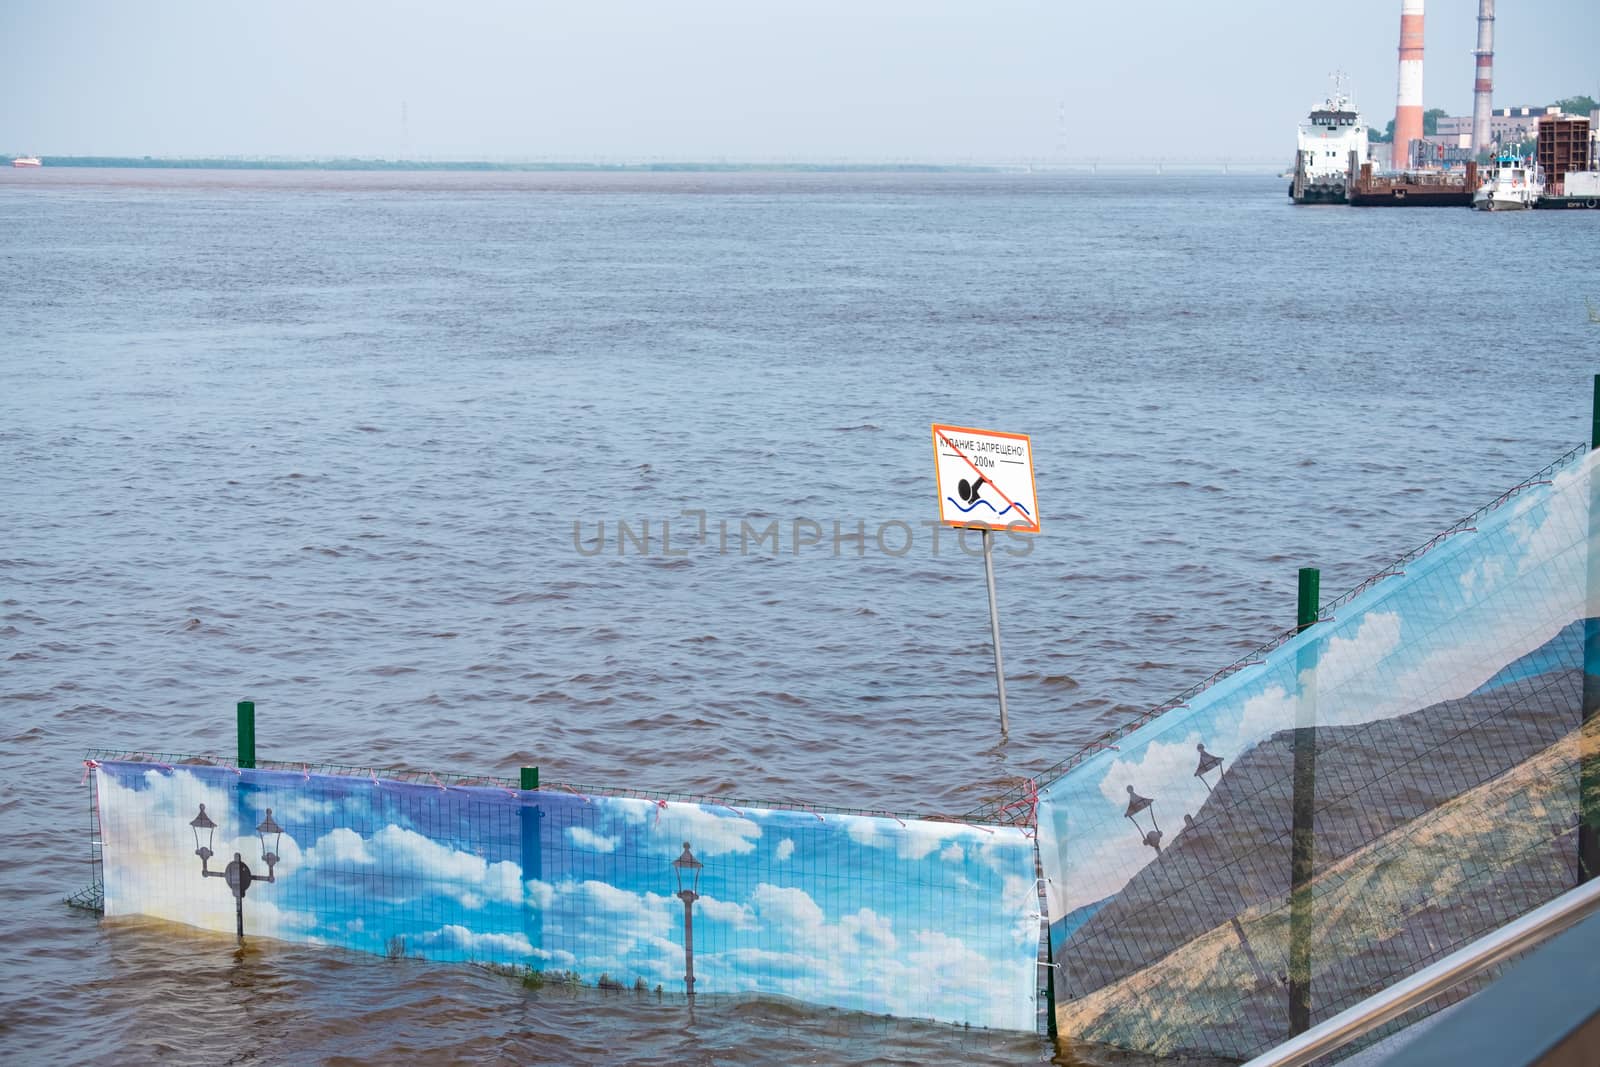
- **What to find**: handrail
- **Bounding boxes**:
[1240,877,1600,1067]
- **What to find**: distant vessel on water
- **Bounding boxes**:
[1288,75,1367,205]
[11,156,41,168]
[1473,151,1542,211]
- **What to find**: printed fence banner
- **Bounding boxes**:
[94,761,1041,1031]
[1038,447,1598,1060]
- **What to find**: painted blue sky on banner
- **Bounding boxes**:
[1039,449,1594,930]
[96,761,1040,1030]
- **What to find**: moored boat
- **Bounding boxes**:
[1288,75,1367,205]
[1473,151,1542,211]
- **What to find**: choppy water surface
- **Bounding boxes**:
[2,168,1596,1064]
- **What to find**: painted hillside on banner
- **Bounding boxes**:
[93,760,1042,1031]
[1037,445,1597,1060]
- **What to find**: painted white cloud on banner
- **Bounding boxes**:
[836,812,1025,867]
[302,827,372,867]
[341,825,522,909]
[411,924,533,959]
[1460,556,1506,598]
[1513,458,1592,579]
[752,882,825,931]
[596,796,761,857]
[525,878,555,910]
[567,826,619,854]
[538,878,682,981]
[695,894,755,930]
[240,788,336,823]
[696,881,1034,1030]
[1310,611,1402,691]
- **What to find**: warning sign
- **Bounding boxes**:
[931,424,1040,533]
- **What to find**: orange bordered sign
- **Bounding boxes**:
[931,424,1040,533]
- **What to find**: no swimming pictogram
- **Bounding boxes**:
[931,424,1040,533]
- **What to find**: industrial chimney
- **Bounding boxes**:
[1471,0,1495,153]
[1392,0,1425,169]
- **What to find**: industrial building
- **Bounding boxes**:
[1435,107,1561,149]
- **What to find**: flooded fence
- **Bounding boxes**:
[72,425,1600,1053]
[80,755,1043,1031]
[1027,441,1598,1060]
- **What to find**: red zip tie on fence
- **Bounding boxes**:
[996,781,1041,839]
[81,759,101,784]
[995,777,1040,826]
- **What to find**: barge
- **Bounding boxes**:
[1349,161,1476,207]
[1535,172,1600,209]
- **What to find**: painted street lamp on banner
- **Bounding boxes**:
[672,840,702,996]
[189,804,283,941]
[1194,743,1225,793]
[1125,786,1162,853]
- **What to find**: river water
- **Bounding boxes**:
[1,167,1596,1064]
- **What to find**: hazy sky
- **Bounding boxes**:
[3,1,1594,161]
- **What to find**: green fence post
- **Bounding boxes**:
[1582,375,1600,883]
[237,700,256,770]
[1296,568,1321,633]
[521,766,539,791]
[1288,567,1320,1035]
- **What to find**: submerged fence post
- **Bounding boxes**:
[520,766,544,962]
[1582,374,1600,884]
[1289,567,1320,1035]
[237,700,256,769]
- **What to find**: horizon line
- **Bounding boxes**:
[7,153,1290,174]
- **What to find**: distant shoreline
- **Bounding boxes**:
[12,156,999,174]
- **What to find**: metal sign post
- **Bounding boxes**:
[931,424,1040,737]
[981,526,1010,735]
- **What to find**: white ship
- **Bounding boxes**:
[1473,151,1542,211]
[11,156,41,168]
[1289,75,1368,204]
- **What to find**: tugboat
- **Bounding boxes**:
[1288,74,1367,204]
[1473,150,1542,211]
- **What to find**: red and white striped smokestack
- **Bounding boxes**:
[1392,0,1425,169]
[1471,0,1495,153]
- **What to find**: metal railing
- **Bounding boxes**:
[1240,877,1600,1067]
